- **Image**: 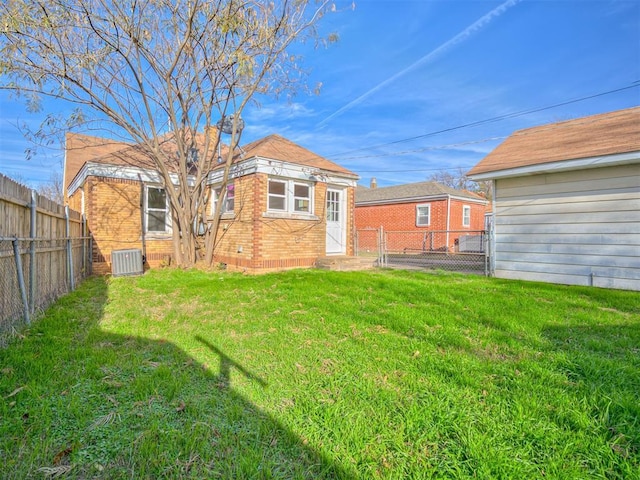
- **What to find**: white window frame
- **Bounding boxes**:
[292,182,312,213]
[144,185,171,234]
[267,178,314,215]
[267,179,287,211]
[462,205,471,227]
[211,182,235,215]
[416,203,430,227]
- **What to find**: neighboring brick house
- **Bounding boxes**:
[64,132,359,274]
[355,180,488,252]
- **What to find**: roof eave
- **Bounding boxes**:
[67,162,193,196]
[355,193,487,206]
[468,150,640,181]
[207,156,359,185]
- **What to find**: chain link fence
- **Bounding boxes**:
[356,228,491,275]
[1,172,92,347]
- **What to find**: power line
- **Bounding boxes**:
[347,107,640,175]
[336,136,507,162]
[325,82,640,161]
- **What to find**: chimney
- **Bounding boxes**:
[370,177,377,189]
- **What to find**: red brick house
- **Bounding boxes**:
[64,132,359,274]
[355,180,488,252]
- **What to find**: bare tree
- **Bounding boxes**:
[428,167,492,200]
[37,170,64,204]
[1,0,340,267]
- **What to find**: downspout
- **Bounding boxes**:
[446,194,451,252]
[490,179,497,275]
[138,174,147,264]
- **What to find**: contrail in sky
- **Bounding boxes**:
[318,0,522,127]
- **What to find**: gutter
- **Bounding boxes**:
[490,180,496,275]
[355,193,487,207]
[468,150,639,181]
[138,174,147,264]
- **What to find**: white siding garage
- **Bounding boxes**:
[468,107,640,291]
[494,164,640,290]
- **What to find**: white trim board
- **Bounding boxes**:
[68,162,193,195]
[469,151,640,181]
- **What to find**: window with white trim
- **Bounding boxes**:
[416,203,430,226]
[211,183,235,215]
[293,183,311,213]
[462,205,471,227]
[267,178,313,214]
[268,179,287,211]
[145,186,170,233]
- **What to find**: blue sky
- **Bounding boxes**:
[1,0,639,188]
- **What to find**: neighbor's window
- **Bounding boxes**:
[145,186,169,233]
[416,204,430,226]
[267,178,313,214]
[211,183,235,214]
[463,205,471,227]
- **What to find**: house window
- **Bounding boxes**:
[211,183,235,214]
[268,179,287,211]
[267,178,313,214]
[293,183,311,213]
[145,186,169,233]
[416,204,430,226]
[463,205,471,227]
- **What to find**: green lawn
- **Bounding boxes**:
[1,268,639,479]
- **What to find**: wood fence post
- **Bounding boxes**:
[89,235,93,275]
[65,206,75,291]
[81,214,86,275]
[29,189,37,314]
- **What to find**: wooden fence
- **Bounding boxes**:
[0,173,91,346]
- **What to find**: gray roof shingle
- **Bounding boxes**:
[355,181,485,204]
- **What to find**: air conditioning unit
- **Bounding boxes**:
[458,235,485,253]
[111,249,144,277]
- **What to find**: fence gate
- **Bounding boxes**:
[356,228,491,276]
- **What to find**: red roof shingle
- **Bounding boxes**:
[232,134,356,176]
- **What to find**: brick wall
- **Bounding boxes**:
[356,199,450,231]
[355,198,486,251]
[211,174,355,273]
[71,173,356,275]
[448,199,486,230]
[69,176,173,273]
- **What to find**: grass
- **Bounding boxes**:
[0,268,639,479]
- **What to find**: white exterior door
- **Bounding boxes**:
[326,188,346,254]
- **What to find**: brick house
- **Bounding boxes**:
[355,180,488,252]
[64,132,359,274]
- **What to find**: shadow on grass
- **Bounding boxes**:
[0,276,354,479]
[194,335,268,389]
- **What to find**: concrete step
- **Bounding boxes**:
[315,256,377,271]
